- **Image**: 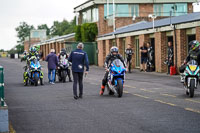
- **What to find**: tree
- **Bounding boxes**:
[50,17,76,36]
[75,23,98,42]
[37,24,50,35]
[15,44,24,54]
[75,25,82,42]
[15,22,34,43]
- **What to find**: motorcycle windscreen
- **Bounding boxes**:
[112,59,124,68]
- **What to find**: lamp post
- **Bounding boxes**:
[148,14,157,30]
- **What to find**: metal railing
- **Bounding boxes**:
[0,66,4,106]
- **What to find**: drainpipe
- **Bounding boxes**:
[173,24,177,73]
[107,0,109,18]
[113,0,115,32]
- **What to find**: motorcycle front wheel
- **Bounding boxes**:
[117,79,123,98]
[34,73,39,86]
[189,79,195,98]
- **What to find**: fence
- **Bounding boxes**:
[0,66,4,106]
[66,42,98,65]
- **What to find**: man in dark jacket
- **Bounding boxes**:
[100,46,126,95]
[68,43,89,100]
[125,44,133,73]
[45,49,58,84]
[167,41,174,74]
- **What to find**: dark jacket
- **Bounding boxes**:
[45,52,58,69]
[104,53,126,68]
[186,49,200,65]
[125,48,133,59]
[167,46,174,66]
[68,49,89,72]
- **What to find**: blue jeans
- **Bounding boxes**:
[48,69,56,83]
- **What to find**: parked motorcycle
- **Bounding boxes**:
[181,60,200,98]
[107,59,126,97]
[57,58,70,82]
[23,56,44,86]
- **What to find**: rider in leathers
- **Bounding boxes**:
[58,48,72,82]
[180,40,200,82]
[100,46,127,95]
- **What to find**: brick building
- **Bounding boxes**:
[97,12,200,73]
[74,0,195,36]
[24,30,47,51]
[32,33,75,59]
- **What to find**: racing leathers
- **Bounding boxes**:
[58,51,72,82]
[100,53,126,94]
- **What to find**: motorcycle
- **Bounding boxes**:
[57,58,70,82]
[107,59,126,97]
[182,60,200,98]
[24,56,44,86]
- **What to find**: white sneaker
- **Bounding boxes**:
[51,82,55,85]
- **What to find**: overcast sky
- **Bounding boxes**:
[0,0,87,50]
[0,0,200,51]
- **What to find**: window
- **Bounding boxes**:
[82,7,99,23]
[92,8,99,22]
[104,4,139,18]
[154,3,187,17]
[104,4,115,18]
[130,4,139,17]
[116,4,129,17]
[176,3,187,16]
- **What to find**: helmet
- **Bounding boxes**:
[61,48,66,53]
[29,47,36,53]
[110,46,118,54]
[189,40,200,51]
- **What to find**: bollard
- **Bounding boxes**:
[0,66,4,106]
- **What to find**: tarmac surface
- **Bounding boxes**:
[1,58,200,133]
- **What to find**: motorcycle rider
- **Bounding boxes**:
[58,48,72,82]
[100,46,127,95]
[180,40,200,82]
[23,46,43,85]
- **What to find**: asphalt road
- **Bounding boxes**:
[1,58,200,133]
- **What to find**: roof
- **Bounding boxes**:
[33,33,75,46]
[99,12,200,38]
[74,0,196,12]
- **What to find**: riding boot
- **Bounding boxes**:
[99,85,105,95]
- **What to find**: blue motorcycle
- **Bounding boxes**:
[24,56,44,86]
[107,59,126,97]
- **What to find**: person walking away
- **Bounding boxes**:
[125,44,133,73]
[167,41,174,74]
[68,43,89,100]
[140,42,148,72]
[45,49,58,84]
[58,48,72,82]
[146,42,154,72]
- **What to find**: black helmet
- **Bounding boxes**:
[189,40,200,51]
[61,48,66,52]
[110,46,118,54]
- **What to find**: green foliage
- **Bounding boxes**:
[75,23,98,42]
[15,44,24,54]
[75,25,82,42]
[50,17,76,36]
[37,24,50,35]
[15,22,35,43]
